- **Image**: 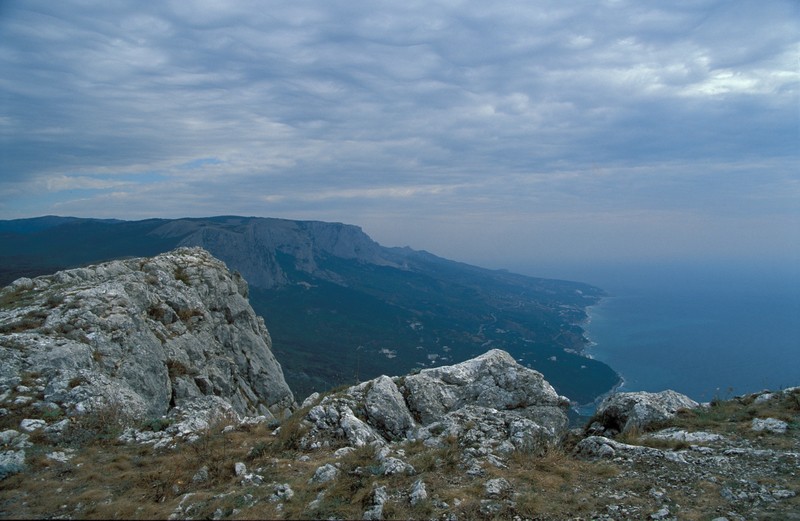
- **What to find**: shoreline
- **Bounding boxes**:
[572,294,626,413]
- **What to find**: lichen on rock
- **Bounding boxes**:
[0,247,295,424]
[300,349,571,461]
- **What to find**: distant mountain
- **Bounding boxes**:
[0,216,620,403]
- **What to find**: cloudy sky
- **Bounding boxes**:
[1,0,798,272]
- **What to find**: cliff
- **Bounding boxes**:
[0,247,295,422]
[153,217,397,289]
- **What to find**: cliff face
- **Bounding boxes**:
[151,217,396,289]
[0,247,294,421]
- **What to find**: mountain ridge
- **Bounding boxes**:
[0,215,620,404]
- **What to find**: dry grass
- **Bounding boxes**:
[1,388,798,519]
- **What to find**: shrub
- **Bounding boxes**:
[63,396,132,446]
[141,417,172,433]
[166,359,195,378]
[173,266,191,285]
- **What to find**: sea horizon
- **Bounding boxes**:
[580,261,800,404]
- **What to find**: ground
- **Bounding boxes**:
[0,388,798,520]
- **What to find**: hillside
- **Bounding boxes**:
[1,353,798,519]
[0,249,796,520]
[0,216,619,404]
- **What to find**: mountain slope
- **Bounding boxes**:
[0,216,620,404]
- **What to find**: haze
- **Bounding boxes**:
[1,0,798,275]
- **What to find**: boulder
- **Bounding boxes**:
[309,463,339,484]
[364,375,415,440]
[751,417,788,434]
[484,477,513,499]
[0,450,25,481]
[404,349,570,427]
[301,349,570,456]
[574,435,665,460]
[587,390,698,435]
[409,479,428,505]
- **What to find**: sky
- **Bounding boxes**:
[1,0,798,274]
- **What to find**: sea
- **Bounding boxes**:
[518,260,800,405]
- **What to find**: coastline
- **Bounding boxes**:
[572,294,625,415]
[574,268,800,403]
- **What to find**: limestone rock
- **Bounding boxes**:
[409,479,428,505]
[365,375,415,440]
[0,450,25,480]
[19,419,46,432]
[404,349,570,427]
[301,349,569,457]
[309,463,339,484]
[588,390,699,435]
[362,485,389,520]
[575,435,665,460]
[192,466,209,483]
[378,456,415,476]
[484,477,512,499]
[0,247,295,423]
[645,427,724,444]
[751,417,788,434]
[270,483,294,502]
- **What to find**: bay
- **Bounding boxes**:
[581,262,800,403]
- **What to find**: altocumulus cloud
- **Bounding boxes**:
[0,0,797,265]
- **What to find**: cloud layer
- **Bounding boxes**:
[1,0,798,268]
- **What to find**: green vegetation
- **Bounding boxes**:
[252,253,618,403]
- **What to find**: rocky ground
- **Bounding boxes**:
[1,369,797,520]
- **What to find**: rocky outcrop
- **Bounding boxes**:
[300,349,570,459]
[0,247,295,422]
[586,390,699,435]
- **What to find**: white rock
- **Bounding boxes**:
[484,477,512,499]
[270,483,294,502]
[0,430,30,449]
[0,248,296,424]
[0,450,25,480]
[46,450,75,463]
[192,466,209,483]
[365,375,416,439]
[646,427,724,444]
[302,349,569,453]
[301,392,320,409]
[751,418,788,434]
[333,446,355,459]
[363,486,388,520]
[753,393,774,404]
[19,419,47,432]
[590,390,698,434]
[379,456,415,476]
[309,463,339,484]
[409,479,428,505]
